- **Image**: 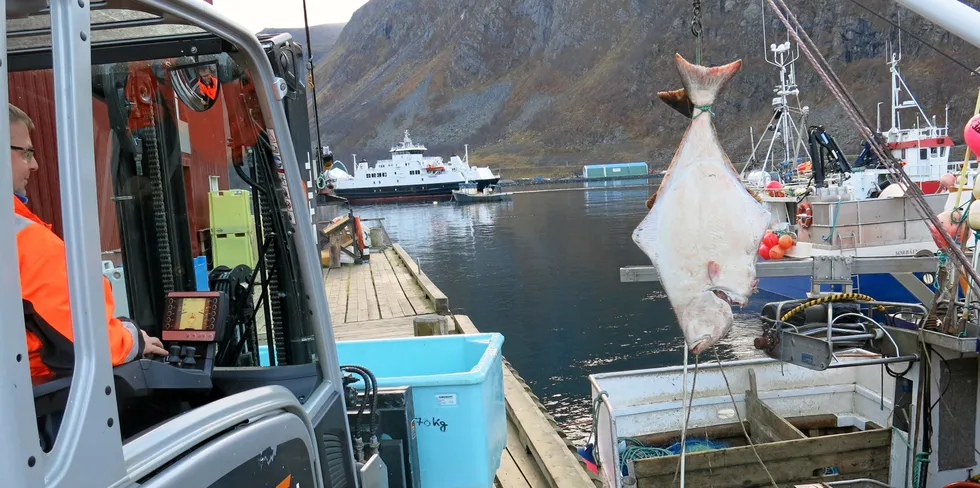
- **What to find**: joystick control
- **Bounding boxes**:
[181,346,197,368]
[167,345,182,366]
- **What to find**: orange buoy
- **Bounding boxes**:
[778,234,794,249]
[769,246,785,260]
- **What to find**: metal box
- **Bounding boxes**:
[348,386,422,488]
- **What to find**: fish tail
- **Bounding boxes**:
[671,53,741,110]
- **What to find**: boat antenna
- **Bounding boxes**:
[301,0,325,167]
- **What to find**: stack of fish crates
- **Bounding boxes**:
[208,189,259,271]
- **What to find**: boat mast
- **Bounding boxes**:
[742,2,810,180]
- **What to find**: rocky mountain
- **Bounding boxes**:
[309,0,980,177]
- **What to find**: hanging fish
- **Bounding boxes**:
[633,53,771,355]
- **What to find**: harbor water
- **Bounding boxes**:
[348,181,771,443]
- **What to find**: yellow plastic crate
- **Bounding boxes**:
[211,233,259,270]
[209,189,254,235]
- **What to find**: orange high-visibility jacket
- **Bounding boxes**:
[13,196,144,382]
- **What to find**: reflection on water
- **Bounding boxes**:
[348,182,767,444]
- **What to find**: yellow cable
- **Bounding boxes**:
[780,292,876,322]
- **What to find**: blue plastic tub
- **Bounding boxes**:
[336,333,506,488]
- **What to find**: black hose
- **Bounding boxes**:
[233,163,269,197]
[341,367,370,437]
[341,365,379,437]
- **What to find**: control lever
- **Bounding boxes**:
[181,346,197,368]
[167,345,182,366]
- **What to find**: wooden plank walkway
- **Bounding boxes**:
[323,247,436,328]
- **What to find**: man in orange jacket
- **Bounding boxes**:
[10,103,168,384]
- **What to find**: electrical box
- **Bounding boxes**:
[347,386,421,488]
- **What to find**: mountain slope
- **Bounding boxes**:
[259,23,345,56]
[311,0,980,176]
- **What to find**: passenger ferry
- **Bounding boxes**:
[326,131,500,202]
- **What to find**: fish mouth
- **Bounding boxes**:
[690,336,713,355]
[708,287,748,307]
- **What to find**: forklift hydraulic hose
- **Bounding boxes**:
[234,163,269,197]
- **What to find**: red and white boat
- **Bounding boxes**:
[849,49,974,198]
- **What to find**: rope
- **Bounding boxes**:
[590,390,609,468]
[779,292,877,322]
[912,452,929,487]
[714,351,778,488]
[694,104,714,118]
[821,198,842,242]
[764,0,980,300]
[673,347,699,487]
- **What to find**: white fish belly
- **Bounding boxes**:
[633,117,771,310]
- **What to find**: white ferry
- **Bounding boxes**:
[327,131,500,202]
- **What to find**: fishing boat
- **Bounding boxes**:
[740,31,974,304]
[326,131,500,202]
[451,182,513,204]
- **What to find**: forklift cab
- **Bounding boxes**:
[1,1,358,487]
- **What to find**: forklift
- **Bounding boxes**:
[0,0,375,486]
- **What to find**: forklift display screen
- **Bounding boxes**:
[161,292,227,342]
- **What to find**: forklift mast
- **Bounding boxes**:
[0,1,356,487]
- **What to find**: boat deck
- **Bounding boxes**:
[322,243,597,488]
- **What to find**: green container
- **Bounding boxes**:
[212,233,259,269]
[209,190,254,235]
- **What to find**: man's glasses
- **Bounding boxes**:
[11,145,35,160]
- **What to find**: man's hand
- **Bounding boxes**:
[141,330,168,357]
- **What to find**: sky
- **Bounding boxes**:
[209,0,369,33]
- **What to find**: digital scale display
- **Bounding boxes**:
[161,291,227,342]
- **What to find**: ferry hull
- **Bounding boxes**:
[334,178,500,203]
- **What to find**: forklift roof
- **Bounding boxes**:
[7,1,208,52]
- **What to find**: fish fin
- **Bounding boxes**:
[672,53,742,108]
[657,88,694,119]
[708,260,720,283]
[645,193,657,210]
[745,186,763,203]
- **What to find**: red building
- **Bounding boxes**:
[9,65,234,261]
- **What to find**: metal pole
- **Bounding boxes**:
[48,0,127,485]
[893,0,980,50]
[0,2,45,484]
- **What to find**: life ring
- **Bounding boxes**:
[797,202,813,228]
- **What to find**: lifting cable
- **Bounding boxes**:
[301,0,325,168]
[763,0,980,301]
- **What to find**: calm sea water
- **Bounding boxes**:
[349,181,768,444]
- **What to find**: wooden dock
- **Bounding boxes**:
[324,243,598,488]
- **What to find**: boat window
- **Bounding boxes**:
[13,39,318,447]
[931,147,938,157]
[920,148,928,160]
